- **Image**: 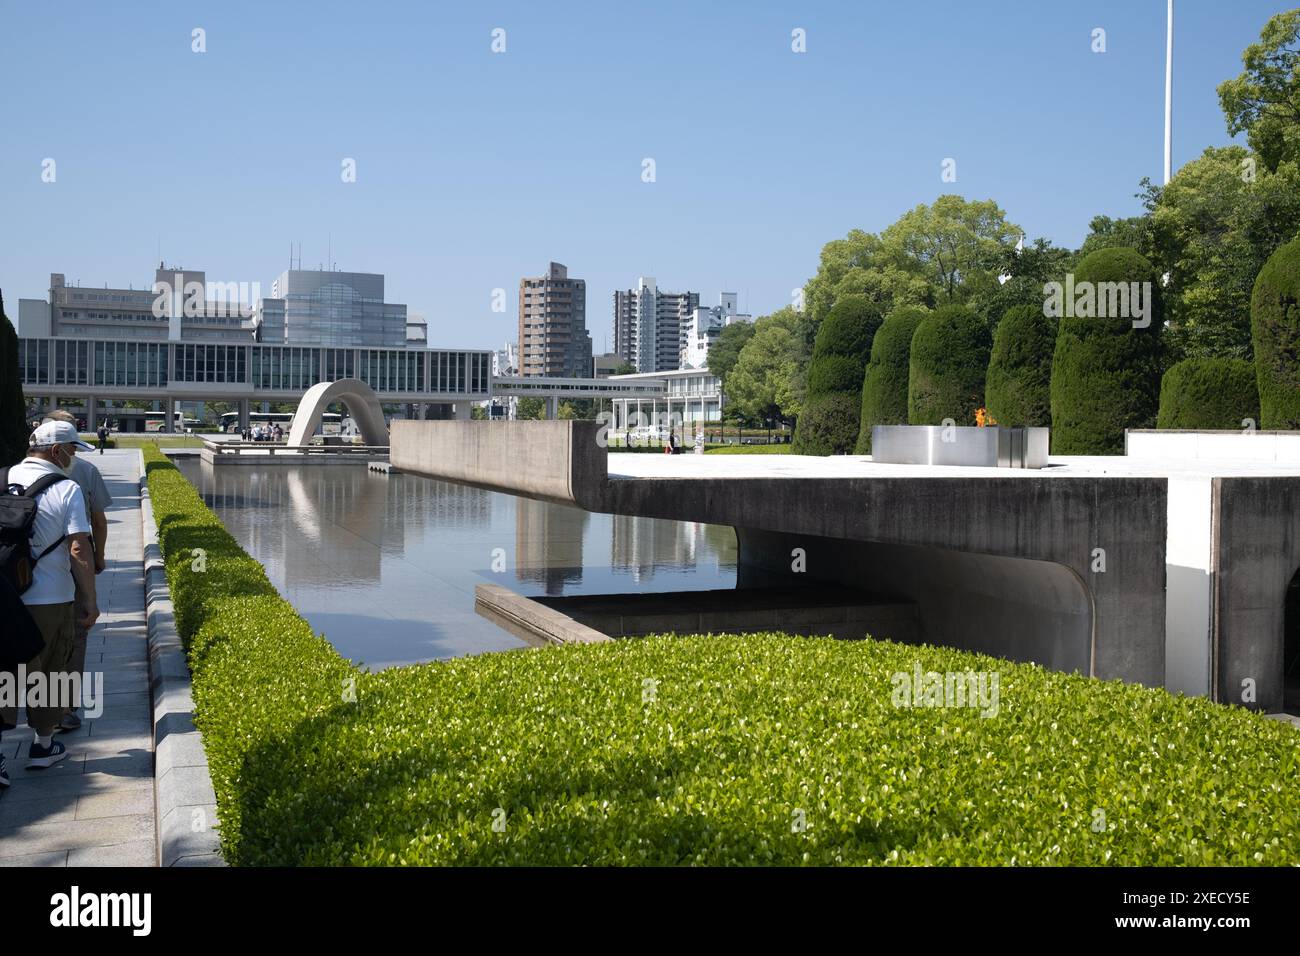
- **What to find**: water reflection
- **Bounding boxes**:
[173,459,736,668]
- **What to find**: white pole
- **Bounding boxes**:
[1164,0,1174,184]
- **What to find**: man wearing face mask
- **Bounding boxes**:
[0,420,99,775]
[42,410,113,732]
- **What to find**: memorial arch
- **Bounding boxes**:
[287,379,389,446]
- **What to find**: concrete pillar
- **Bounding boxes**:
[454,402,471,422]
[86,396,97,432]
[164,396,177,433]
[545,396,558,421]
[238,398,251,432]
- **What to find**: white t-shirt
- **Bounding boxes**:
[6,457,91,606]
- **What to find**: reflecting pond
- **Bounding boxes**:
[173,459,737,668]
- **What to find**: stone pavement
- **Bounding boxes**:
[0,449,155,866]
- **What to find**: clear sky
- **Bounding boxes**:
[0,0,1290,351]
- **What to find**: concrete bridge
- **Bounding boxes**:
[389,421,1300,712]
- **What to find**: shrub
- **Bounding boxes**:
[1050,248,1164,454]
[1251,234,1300,428]
[792,295,882,454]
[790,392,861,457]
[855,307,927,453]
[1157,358,1261,429]
[984,304,1056,427]
[144,446,1300,866]
[908,305,991,426]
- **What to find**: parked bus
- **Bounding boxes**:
[144,413,201,433]
[219,411,342,436]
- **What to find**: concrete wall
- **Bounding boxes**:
[1128,430,1300,463]
[1213,477,1300,711]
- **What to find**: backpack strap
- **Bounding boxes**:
[19,473,69,500]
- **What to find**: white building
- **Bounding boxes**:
[607,367,722,432]
[680,292,751,370]
[613,277,699,373]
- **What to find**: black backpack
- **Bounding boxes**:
[0,466,69,669]
[0,466,71,594]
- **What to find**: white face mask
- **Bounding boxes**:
[53,445,75,474]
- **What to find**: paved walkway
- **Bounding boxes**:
[0,449,155,866]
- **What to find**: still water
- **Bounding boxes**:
[173,459,737,668]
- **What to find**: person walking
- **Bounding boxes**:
[0,420,99,777]
[43,410,112,731]
[96,421,109,455]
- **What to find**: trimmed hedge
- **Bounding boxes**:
[907,305,991,426]
[1050,248,1164,454]
[144,446,1300,865]
[985,304,1056,427]
[793,295,882,455]
[1251,234,1300,429]
[855,307,927,454]
[1157,358,1261,430]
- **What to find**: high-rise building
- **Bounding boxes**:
[612,278,699,373]
[680,292,752,369]
[254,269,408,348]
[518,262,593,377]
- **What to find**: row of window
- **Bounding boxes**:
[18,339,490,395]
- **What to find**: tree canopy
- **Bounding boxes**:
[1218,9,1300,172]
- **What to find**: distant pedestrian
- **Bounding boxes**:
[0,421,99,777]
[96,422,109,455]
[273,424,283,442]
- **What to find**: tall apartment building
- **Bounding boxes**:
[518,262,593,377]
[254,269,408,348]
[680,292,752,369]
[612,277,699,373]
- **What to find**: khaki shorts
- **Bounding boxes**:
[0,602,76,736]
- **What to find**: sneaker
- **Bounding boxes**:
[0,754,10,787]
[27,740,67,769]
[56,711,82,733]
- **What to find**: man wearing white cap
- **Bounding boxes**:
[0,420,100,777]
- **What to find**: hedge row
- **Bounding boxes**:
[144,448,1300,865]
[1157,358,1261,429]
[1251,233,1300,429]
[907,305,991,426]
[855,307,927,454]
[984,304,1056,427]
[793,294,881,455]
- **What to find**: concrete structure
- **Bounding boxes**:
[287,378,391,446]
[607,368,721,430]
[680,292,751,370]
[519,262,592,378]
[389,420,1300,714]
[873,425,1050,469]
[16,336,493,431]
[491,374,667,421]
[613,278,698,373]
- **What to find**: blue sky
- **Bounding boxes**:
[0,0,1290,350]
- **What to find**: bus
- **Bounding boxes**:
[218,411,343,436]
[144,413,201,433]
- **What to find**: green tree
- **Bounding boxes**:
[727,311,805,426]
[907,305,991,426]
[1218,9,1300,173]
[855,306,928,453]
[1151,146,1300,360]
[1251,233,1300,428]
[0,292,29,465]
[1049,248,1165,454]
[706,320,755,397]
[613,361,637,376]
[967,238,1077,331]
[470,405,488,420]
[793,294,882,454]
[984,304,1057,427]
[1078,213,1158,261]
[1157,358,1260,429]
[516,397,546,420]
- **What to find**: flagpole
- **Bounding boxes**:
[1164,0,1174,184]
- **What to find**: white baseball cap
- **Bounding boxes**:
[29,420,95,451]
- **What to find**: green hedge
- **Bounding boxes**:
[908,305,991,426]
[855,307,927,454]
[985,304,1056,427]
[793,295,882,455]
[1251,234,1300,429]
[1050,248,1164,454]
[1157,358,1261,429]
[144,446,1300,865]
